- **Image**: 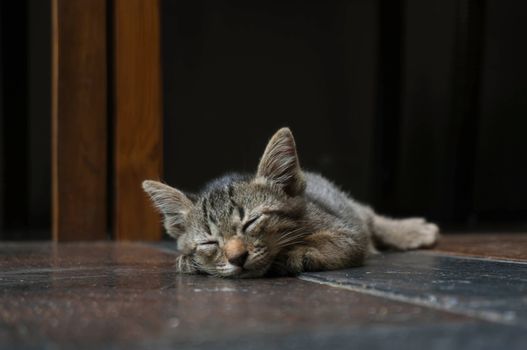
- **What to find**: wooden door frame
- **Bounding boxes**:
[51,0,163,241]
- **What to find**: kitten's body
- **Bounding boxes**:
[143,128,439,278]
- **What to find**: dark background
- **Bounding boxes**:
[2,0,527,240]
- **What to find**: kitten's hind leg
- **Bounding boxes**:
[371,215,439,250]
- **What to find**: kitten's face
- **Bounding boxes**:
[143,128,307,278]
[177,180,305,277]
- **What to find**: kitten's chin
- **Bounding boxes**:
[218,266,268,279]
[215,260,272,278]
[216,265,243,277]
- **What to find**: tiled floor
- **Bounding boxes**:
[1,234,526,349]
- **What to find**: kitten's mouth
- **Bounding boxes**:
[217,256,272,278]
[217,264,244,278]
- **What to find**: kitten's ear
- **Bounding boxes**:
[142,180,194,238]
[256,127,305,196]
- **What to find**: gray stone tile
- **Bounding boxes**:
[301,251,527,326]
[153,323,526,350]
[2,243,526,349]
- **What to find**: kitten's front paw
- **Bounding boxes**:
[286,246,321,273]
[397,218,440,249]
[175,255,198,274]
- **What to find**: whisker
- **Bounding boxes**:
[277,242,303,249]
[276,233,304,242]
[275,229,308,246]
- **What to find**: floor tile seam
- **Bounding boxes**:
[297,275,524,328]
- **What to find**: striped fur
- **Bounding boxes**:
[143,128,439,278]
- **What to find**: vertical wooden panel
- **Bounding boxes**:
[28,0,52,238]
[374,0,403,212]
[0,1,3,237]
[1,1,29,239]
[52,0,107,241]
[395,0,457,221]
[474,0,527,219]
[343,0,379,204]
[114,0,163,240]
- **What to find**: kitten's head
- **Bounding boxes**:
[142,128,307,278]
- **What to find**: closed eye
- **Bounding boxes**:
[196,240,218,256]
[242,215,261,232]
[199,240,218,246]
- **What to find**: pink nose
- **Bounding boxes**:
[225,238,248,267]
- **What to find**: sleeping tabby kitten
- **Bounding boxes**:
[143,128,439,278]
